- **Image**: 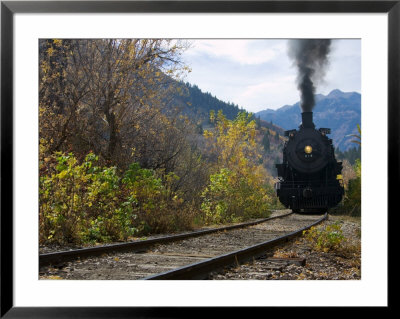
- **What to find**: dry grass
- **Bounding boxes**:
[273,248,299,258]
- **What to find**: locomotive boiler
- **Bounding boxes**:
[275,111,344,213]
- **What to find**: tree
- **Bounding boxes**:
[40,38,214,212]
[201,111,274,223]
[347,124,361,146]
[262,132,270,152]
[342,124,361,216]
[39,39,191,167]
[39,39,91,157]
[340,159,356,189]
[255,115,261,129]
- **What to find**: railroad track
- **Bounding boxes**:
[39,211,327,280]
[39,210,292,267]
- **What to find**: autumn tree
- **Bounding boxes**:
[39,39,91,158]
[340,159,357,189]
[201,111,274,223]
[39,39,191,168]
[343,124,361,216]
[39,39,212,217]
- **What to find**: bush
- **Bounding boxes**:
[200,112,274,225]
[39,152,196,245]
[39,152,138,244]
[200,168,271,224]
[303,222,347,252]
[122,163,193,234]
[342,159,361,216]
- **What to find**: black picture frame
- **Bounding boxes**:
[1,1,394,317]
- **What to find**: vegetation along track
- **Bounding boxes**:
[39,211,326,280]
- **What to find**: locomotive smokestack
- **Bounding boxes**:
[288,39,331,112]
[301,111,315,129]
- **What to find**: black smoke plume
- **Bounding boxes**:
[288,39,331,112]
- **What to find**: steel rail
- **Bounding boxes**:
[143,212,327,280]
[39,211,293,267]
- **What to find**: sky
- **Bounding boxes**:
[180,39,361,113]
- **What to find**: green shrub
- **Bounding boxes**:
[303,222,347,252]
[39,152,195,245]
[39,152,138,244]
[200,168,271,224]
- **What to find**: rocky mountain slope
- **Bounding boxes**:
[256,90,361,151]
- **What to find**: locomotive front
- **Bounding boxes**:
[275,111,344,213]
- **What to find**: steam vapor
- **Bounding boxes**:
[288,39,331,112]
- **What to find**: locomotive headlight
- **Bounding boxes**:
[304,145,313,154]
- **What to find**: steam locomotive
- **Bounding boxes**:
[275,111,344,213]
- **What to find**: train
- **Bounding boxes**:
[275,111,344,213]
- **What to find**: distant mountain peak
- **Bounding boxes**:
[262,108,276,113]
[326,89,360,100]
[255,89,361,151]
[327,89,344,97]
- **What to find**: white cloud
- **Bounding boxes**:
[240,75,296,98]
[181,39,361,113]
[186,39,284,65]
[235,76,299,112]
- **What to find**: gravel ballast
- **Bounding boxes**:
[39,212,361,280]
[208,215,361,280]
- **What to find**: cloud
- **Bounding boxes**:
[240,76,296,98]
[181,39,360,113]
[186,39,284,65]
[320,39,361,94]
[235,76,299,112]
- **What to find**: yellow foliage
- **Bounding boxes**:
[201,112,274,223]
[45,275,63,280]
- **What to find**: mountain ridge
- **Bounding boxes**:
[256,89,361,151]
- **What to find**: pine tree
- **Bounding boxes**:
[262,133,270,152]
